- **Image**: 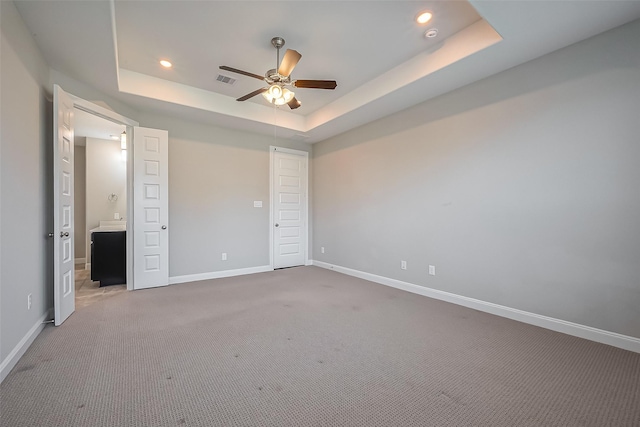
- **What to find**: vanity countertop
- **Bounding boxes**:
[90,225,126,233]
[90,220,126,233]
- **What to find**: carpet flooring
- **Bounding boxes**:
[1,266,639,426]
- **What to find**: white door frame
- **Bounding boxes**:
[69,94,139,290]
[269,146,310,269]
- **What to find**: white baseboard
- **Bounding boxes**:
[74,257,86,264]
[169,265,272,285]
[0,311,49,383]
[311,260,640,353]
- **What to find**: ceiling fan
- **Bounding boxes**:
[220,37,337,110]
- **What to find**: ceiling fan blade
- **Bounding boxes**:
[237,87,267,102]
[293,80,337,90]
[287,97,301,110]
[278,49,302,77]
[219,66,265,81]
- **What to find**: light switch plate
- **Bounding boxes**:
[253,201,262,208]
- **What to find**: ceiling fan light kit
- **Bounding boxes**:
[268,84,283,99]
[220,36,337,109]
[263,86,295,106]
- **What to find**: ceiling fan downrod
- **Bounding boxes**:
[271,37,285,70]
[271,37,285,74]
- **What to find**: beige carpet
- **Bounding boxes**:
[1,266,639,426]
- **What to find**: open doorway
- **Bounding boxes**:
[54,85,168,325]
[73,109,128,308]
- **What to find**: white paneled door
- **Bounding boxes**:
[272,147,308,269]
[133,127,169,289]
[53,85,75,325]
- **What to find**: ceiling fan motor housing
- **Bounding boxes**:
[265,69,291,86]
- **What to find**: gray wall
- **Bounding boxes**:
[85,137,127,263]
[137,112,312,277]
[312,20,640,338]
[1,1,52,362]
[73,143,86,261]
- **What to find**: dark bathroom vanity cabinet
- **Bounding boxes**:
[91,229,126,286]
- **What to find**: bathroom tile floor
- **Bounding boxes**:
[75,264,127,309]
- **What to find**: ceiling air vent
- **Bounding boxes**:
[216,74,237,85]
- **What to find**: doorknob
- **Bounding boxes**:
[275,223,279,228]
[48,233,54,238]
[161,225,167,230]
[60,231,69,237]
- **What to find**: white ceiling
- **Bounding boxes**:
[14,1,640,143]
[114,1,481,115]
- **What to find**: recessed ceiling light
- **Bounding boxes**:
[416,11,433,25]
[425,29,439,38]
[160,59,172,68]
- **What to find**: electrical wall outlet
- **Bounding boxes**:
[321,247,325,254]
[429,265,436,276]
[27,294,32,310]
[401,260,407,270]
[114,212,120,220]
[221,253,227,261]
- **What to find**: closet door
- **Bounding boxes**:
[271,147,308,269]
